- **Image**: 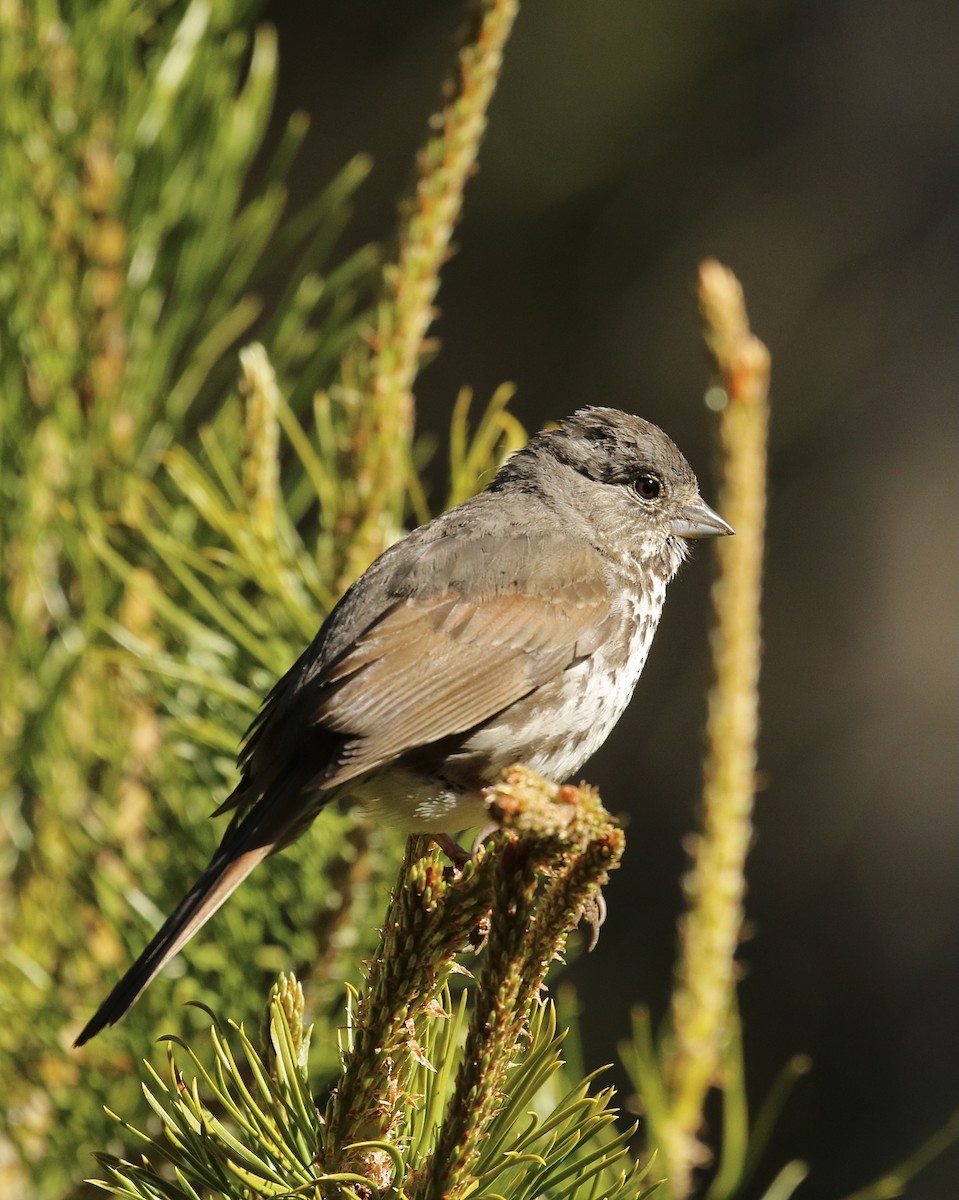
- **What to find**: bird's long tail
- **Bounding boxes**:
[74,835,273,1047]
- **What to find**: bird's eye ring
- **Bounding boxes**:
[631,473,662,501]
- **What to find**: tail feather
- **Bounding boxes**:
[74,839,272,1047]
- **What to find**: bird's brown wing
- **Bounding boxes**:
[293,539,615,789]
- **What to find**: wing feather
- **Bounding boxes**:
[235,532,616,802]
[310,553,613,786]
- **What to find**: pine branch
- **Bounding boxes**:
[341,0,520,580]
[655,262,770,1196]
[89,774,653,1200]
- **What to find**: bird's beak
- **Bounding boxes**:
[670,498,734,539]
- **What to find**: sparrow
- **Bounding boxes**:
[75,406,731,1045]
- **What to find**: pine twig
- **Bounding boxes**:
[660,260,770,1195]
[411,768,624,1200]
[319,767,623,1197]
[323,835,498,1167]
[343,0,520,580]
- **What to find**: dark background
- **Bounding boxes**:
[262,3,959,1195]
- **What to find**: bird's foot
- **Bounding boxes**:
[431,832,471,869]
[577,888,608,951]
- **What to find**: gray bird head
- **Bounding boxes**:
[493,406,732,575]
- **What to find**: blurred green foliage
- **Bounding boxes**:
[0,1,390,1193]
[93,974,659,1200]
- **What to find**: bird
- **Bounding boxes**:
[75,406,731,1045]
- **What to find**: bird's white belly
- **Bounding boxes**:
[453,581,666,785]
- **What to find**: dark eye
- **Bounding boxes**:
[631,473,662,501]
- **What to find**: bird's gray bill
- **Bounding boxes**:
[669,500,734,539]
